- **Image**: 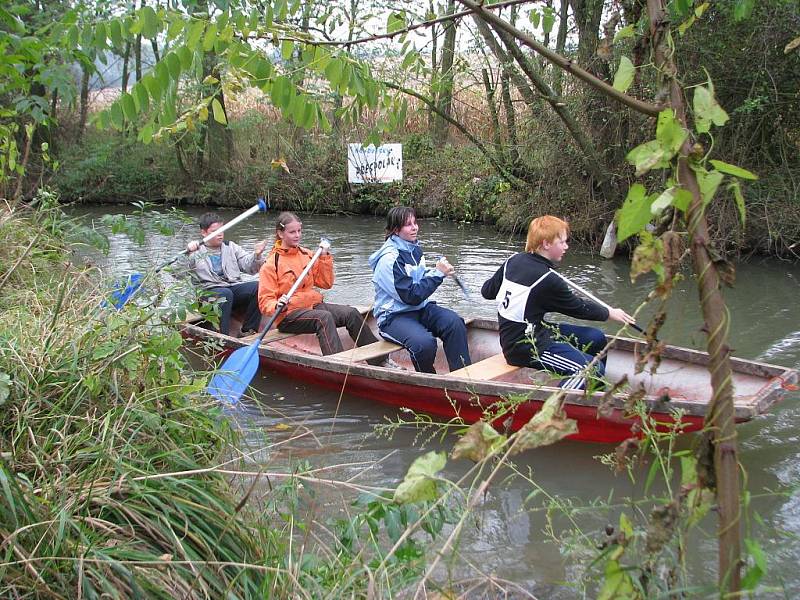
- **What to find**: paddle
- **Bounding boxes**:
[207,237,331,404]
[107,198,268,309]
[429,253,471,300]
[548,268,647,336]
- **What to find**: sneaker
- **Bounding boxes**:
[380,357,406,370]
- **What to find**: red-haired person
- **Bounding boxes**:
[481,216,635,390]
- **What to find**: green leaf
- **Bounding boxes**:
[120,93,136,121]
[542,7,556,35]
[734,0,755,21]
[166,17,184,41]
[709,159,757,180]
[163,53,179,80]
[741,538,766,589]
[451,421,507,462]
[393,451,446,504]
[133,84,149,113]
[155,62,170,91]
[401,49,418,70]
[672,188,693,212]
[177,46,193,70]
[510,392,578,453]
[694,84,728,133]
[211,98,227,124]
[626,140,669,176]
[656,109,688,156]
[186,20,205,50]
[280,39,294,61]
[324,58,342,86]
[729,181,746,226]
[694,167,724,207]
[387,12,405,34]
[612,56,635,93]
[617,184,654,242]
[109,20,123,49]
[203,23,218,52]
[529,9,540,28]
[598,559,637,600]
[270,76,291,109]
[143,75,161,103]
[613,24,635,43]
[94,23,107,49]
[140,6,158,40]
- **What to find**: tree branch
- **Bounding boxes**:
[458,0,664,117]
[383,81,521,187]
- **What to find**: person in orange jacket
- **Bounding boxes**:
[258,211,394,364]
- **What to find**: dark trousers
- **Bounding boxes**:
[278,302,380,358]
[526,323,607,390]
[204,281,261,335]
[379,303,471,374]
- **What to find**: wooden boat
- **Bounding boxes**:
[182,308,797,444]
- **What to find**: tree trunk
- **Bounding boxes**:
[647,0,742,593]
[499,69,519,167]
[552,2,569,96]
[433,0,456,146]
[78,66,90,143]
[428,17,439,134]
[121,41,131,94]
[481,68,504,163]
[203,53,234,176]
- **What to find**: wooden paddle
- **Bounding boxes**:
[107,198,268,309]
[207,238,331,404]
[548,268,647,336]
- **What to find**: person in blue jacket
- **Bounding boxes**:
[368,206,472,374]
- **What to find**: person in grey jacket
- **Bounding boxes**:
[186,212,267,336]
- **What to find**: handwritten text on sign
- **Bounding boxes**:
[347,143,403,183]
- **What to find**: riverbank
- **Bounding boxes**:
[50,116,800,259]
[0,199,461,597]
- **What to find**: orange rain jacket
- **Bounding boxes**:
[257,242,334,325]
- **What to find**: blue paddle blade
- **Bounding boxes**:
[207,343,261,404]
[103,273,144,310]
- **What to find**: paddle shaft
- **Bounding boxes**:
[157,199,268,273]
[429,253,470,300]
[548,268,646,335]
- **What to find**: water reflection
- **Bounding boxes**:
[72,205,800,596]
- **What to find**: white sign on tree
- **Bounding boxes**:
[347,143,403,183]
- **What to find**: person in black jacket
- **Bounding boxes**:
[481,215,635,390]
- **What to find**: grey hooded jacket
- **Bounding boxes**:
[187,241,264,290]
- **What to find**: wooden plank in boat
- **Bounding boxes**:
[450,353,520,381]
[239,329,298,344]
[327,340,403,363]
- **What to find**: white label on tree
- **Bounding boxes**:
[347,143,403,183]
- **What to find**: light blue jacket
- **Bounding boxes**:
[368,235,445,326]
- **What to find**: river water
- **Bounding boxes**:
[73,205,800,597]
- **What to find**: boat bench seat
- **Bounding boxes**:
[327,340,404,363]
[239,329,298,344]
[449,353,520,381]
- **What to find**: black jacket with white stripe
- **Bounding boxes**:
[481,252,609,364]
